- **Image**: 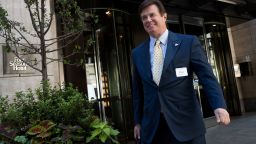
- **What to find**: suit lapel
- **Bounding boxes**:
[140,32,182,86]
[162,31,182,73]
[141,39,153,81]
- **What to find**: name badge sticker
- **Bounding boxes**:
[175,67,188,77]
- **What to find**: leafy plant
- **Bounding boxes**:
[0,89,37,128]
[26,120,56,143]
[86,119,120,144]
[0,83,120,143]
[0,123,17,142]
[51,123,86,143]
[14,135,29,144]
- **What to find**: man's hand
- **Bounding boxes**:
[214,108,230,125]
[134,124,141,140]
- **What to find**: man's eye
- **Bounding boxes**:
[142,16,147,21]
[150,14,155,17]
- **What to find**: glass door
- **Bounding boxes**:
[84,9,134,142]
[183,16,215,118]
[204,23,241,115]
[182,16,241,118]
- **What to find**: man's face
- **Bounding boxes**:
[140,4,167,38]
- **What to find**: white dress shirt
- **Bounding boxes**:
[149,29,169,73]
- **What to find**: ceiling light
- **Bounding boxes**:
[105,10,111,15]
[216,0,237,5]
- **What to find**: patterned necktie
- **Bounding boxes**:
[152,39,164,85]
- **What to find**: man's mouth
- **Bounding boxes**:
[147,24,155,29]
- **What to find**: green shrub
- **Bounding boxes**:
[86,119,120,144]
[0,82,119,143]
[0,83,95,128]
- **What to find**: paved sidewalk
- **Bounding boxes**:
[206,112,256,144]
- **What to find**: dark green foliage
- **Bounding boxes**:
[55,0,85,33]
[0,6,10,31]
[0,83,119,143]
[0,83,94,142]
[0,83,94,128]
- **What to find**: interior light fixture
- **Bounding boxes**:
[105,10,111,15]
[216,0,237,5]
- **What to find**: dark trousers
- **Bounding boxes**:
[152,114,206,144]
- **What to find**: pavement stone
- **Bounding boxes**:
[206,112,256,144]
[128,113,256,144]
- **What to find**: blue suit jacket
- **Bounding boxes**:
[131,31,227,144]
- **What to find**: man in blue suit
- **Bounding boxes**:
[131,0,230,143]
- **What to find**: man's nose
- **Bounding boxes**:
[144,16,152,22]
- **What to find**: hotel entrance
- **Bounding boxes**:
[88,12,241,141]
[65,2,241,142]
[83,9,134,142]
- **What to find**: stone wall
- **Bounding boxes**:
[229,19,256,112]
[0,0,64,99]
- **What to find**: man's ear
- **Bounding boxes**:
[163,13,167,19]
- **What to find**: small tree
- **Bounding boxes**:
[0,0,91,94]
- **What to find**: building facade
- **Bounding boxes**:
[228,19,256,112]
[0,0,64,99]
[1,0,256,143]
[69,0,256,142]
